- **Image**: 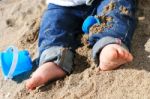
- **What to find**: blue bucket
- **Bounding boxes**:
[82,16,101,33]
[0,46,32,79]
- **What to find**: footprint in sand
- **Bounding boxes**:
[6,18,15,27]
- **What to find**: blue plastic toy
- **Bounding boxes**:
[82,16,101,33]
[0,46,32,79]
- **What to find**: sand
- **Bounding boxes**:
[0,0,150,99]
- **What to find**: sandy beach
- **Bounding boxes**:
[1,0,150,99]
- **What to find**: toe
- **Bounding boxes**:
[26,76,41,90]
[127,53,133,62]
[116,47,127,59]
[121,50,133,62]
[26,79,34,90]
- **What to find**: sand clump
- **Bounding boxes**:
[89,16,113,35]
[88,1,115,38]
[119,6,129,15]
[103,2,115,14]
[89,1,130,36]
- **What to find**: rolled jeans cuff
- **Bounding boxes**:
[39,46,74,75]
[92,36,128,64]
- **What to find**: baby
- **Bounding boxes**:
[26,0,137,90]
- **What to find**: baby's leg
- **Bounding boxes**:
[90,0,136,70]
[26,4,83,90]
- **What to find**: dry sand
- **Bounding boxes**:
[0,0,150,99]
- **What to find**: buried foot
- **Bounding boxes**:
[26,62,66,90]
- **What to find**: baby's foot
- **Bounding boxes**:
[26,62,66,90]
[99,44,133,70]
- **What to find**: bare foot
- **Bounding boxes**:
[26,62,66,90]
[99,44,133,71]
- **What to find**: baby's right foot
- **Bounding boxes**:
[26,62,66,90]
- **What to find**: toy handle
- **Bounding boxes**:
[5,46,18,80]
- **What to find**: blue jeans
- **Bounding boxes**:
[38,0,136,74]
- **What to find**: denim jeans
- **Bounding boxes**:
[38,0,136,74]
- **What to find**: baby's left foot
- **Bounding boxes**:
[99,44,133,70]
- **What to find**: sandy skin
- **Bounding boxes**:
[99,44,133,71]
[26,62,66,90]
[26,44,133,90]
